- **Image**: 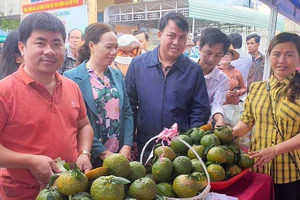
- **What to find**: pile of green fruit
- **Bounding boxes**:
[177,125,254,183]
[36,125,254,200]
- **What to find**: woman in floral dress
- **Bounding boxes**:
[64,23,134,167]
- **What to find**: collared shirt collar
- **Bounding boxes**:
[158,47,177,67]
[18,64,62,85]
[205,67,221,81]
[66,45,76,60]
[270,72,295,89]
[146,46,186,73]
[218,64,235,71]
[253,51,264,61]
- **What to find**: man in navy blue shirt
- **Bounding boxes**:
[125,12,210,155]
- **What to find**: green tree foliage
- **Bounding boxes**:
[0,18,20,31]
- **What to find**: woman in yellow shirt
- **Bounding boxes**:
[233,32,300,200]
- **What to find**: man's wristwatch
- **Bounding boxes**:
[78,150,91,158]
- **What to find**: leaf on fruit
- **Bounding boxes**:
[54,157,68,172]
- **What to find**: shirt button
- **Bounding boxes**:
[96,120,100,124]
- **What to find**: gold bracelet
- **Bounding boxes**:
[78,150,91,158]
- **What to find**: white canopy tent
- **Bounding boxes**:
[259,0,300,80]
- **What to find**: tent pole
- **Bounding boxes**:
[263,8,278,81]
[192,18,195,36]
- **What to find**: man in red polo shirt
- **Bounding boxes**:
[0,12,94,199]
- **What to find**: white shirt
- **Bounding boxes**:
[231,48,252,86]
[205,67,229,119]
[231,48,252,101]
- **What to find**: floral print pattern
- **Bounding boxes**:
[88,68,120,140]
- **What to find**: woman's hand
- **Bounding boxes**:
[131,142,139,161]
[99,150,113,161]
[119,145,132,161]
[227,90,239,97]
[215,119,225,127]
[249,146,277,168]
[226,91,234,97]
[76,154,92,173]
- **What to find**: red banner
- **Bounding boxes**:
[22,0,84,14]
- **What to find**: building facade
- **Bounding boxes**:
[0,0,20,20]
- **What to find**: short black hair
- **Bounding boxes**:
[200,28,230,55]
[68,28,83,40]
[228,33,242,49]
[246,33,260,43]
[192,36,201,45]
[19,12,66,45]
[158,12,188,32]
[133,29,149,41]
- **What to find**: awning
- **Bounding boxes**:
[188,0,285,31]
[104,0,285,31]
[258,0,300,23]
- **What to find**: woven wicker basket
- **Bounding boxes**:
[140,135,211,200]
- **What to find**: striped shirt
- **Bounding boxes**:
[241,73,300,184]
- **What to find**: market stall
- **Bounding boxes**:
[36,125,268,199]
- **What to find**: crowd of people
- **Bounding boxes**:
[0,11,299,200]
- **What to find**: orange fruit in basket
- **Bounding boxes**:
[173,156,193,176]
[173,174,199,198]
[152,157,173,182]
[54,167,89,196]
[226,164,242,177]
[129,177,157,200]
[70,192,92,199]
[157,182,178,198]
[36,187,66,200]
[103,153,130,178]
[154,146,176,161]
[191,172,208,192]
[190,129,205,144]
[238,153,254,168]
[199,123,213,131]
[170,135,193,153]
[224,149,235,164]
[187,145,205,160]
[85,166,109,181]
[206,146,227,164]
[226,140,240,152]
[90,175,128,200]
[127,161,146,182]
[207,164,225,182]
[200,134,221,147]
[191,159,204,173]
[213,126,233,143]
[145,173,156,183]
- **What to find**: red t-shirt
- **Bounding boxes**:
[0,65,87,199]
